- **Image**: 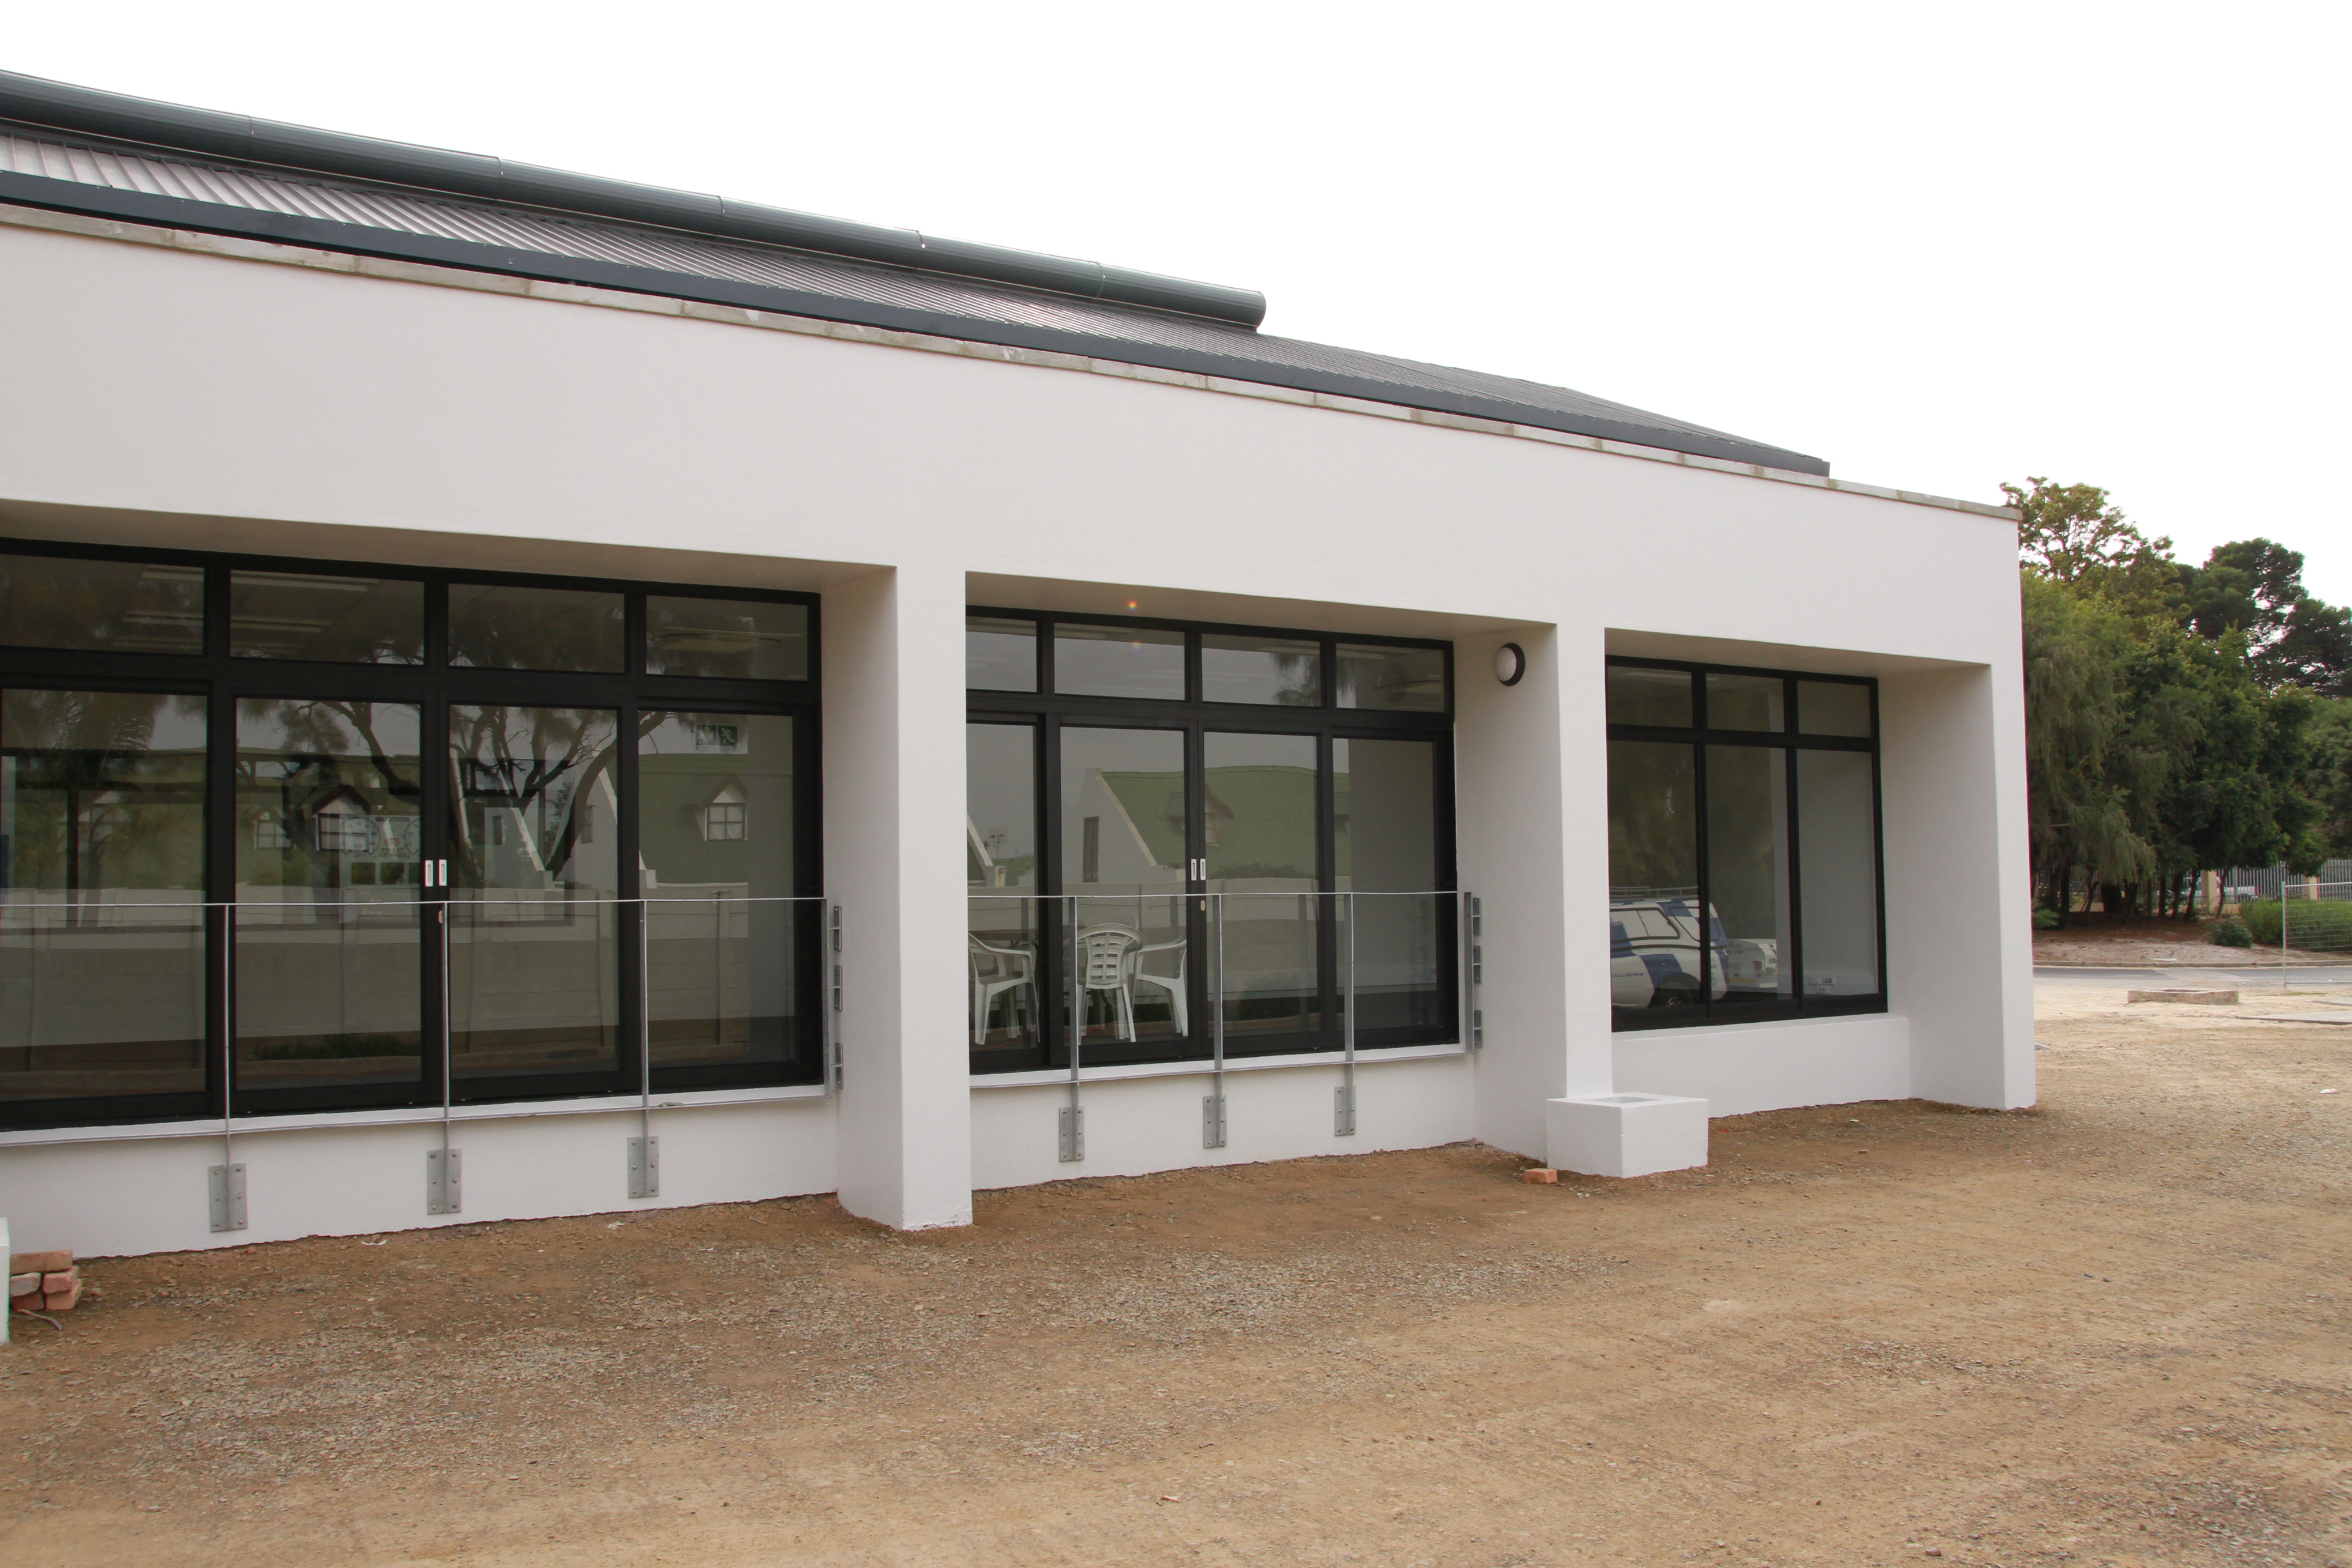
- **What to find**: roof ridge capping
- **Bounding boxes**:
[0,68,1268,329]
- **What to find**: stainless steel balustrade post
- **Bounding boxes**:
[426,902,461,1215]
[207,901,248,1232]
[1336,891,1357,1137]
[1060,895,1083,1162]
[1203,892,1227,1149]
[628,898,658,1199]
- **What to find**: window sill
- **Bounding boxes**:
[970,1041,1467,1090]
[0,1083,832,1149]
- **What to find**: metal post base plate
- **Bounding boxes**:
[1058,1105,1084,1162]
[1335,1082,1357,1137]
[1203,1092,1228,1149]
[427,1148,462,1215]
[627,1134,659,1199]
[208,1163,248,1232]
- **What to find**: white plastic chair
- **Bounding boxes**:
[1128,934,1188,1036]
[968,932,1035,1045]
[1075,924,1143,1041]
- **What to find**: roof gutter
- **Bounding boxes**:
[0,68,1269,329]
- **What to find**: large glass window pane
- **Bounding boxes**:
[1062,727,1187,1047]
[967,617,1038,693]
[640,712,798,1073]
[1706,745,1793,1007]
[1054,624,1184,700]
[1608,740,1701,1017]
[0,555,203,655]
[0,689,208,1100]
[1797,681,1872,738]
[1335,737,1443,1033]
[1201,635,1321,706]
[233,700,423,1091]
[229,572,424,664]
[447,584,625,673]
[1606,666,1692,727]
[447,705,621,1082]
[1335,644,1445,712]
[1207,732,1320,1041]
[1797,750,1881,996]
[1705,673,1786,732]
[644,597,807,681]
[967,723,1039,1054]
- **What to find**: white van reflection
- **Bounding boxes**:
[1609,896,1780,1009]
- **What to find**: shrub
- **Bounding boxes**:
[2034,908,2062,931]
[2206,916,2253,948]
[2236,898,2352,951]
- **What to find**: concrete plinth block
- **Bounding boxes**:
[1545,1093,1710,1179]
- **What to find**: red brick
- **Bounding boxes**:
[1521,1167,1560,1184]
[42,1270,76,1294]
[7,1273,36,1298]
[10,1250,70,1275]
[43,1279,82,1311]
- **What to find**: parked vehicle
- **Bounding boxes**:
[1610,897,1726,1008]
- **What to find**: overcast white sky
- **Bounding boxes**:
[11,1,2347,602]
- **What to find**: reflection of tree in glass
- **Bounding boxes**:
[2,689,206,894]
[447,706,620,888]
[1607,741,1697,896]
[0,557,203,654]
[235,700,421,891]
[446,587,624,672]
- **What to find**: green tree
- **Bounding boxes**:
[2020,574,2151,919]
[2004,476,2179,616]
[2176,537,2352,696]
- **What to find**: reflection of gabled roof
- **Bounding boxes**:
[0,71,1830,476]
[1094,766,1330,877]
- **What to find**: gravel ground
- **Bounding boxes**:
[4,987,2351,1567]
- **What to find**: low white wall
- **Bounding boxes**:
[0,1097,839,1259]
[969,1054,1475,1191]
[1610,1014,1912,1118]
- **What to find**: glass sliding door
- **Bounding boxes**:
[446,704,623,1086]
[233,698,424,1091]
[1061,726,1190,1053]
[1206,731,1320,1044]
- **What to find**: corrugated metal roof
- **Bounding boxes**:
[0,123,1828,474]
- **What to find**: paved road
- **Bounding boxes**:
[2035,963,2352,987]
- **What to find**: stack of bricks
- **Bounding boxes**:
[9,1250,80,1314]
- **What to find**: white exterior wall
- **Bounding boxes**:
[0,212,2032,1256]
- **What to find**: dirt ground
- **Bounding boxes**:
[2033,917,2329,968]
[6,989,2352,1568]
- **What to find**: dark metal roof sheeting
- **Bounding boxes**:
[0,85,1828,474]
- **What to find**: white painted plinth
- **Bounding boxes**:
[1545,1093,1709,1179]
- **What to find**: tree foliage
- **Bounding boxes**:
[2013,480,2351,921]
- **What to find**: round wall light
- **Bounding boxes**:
[1493,642,1526,686]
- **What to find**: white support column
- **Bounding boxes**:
[822,564,974,1228]
[1454,625,1618,1160]
[1881,664,2036,1109]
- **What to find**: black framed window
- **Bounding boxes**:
[1607,658,1883,1030]
[0,538,821,1131]
[967,608,1456,1074]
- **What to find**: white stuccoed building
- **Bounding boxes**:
[0,71,2033,1256]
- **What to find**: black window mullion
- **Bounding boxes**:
[1783,744,1804,1014]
